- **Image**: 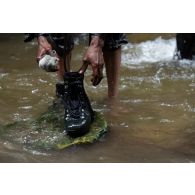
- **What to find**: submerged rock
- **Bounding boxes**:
[0,99,108,150]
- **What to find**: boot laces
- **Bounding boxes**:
[64,82,88,118]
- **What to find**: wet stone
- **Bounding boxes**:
[0,100,108,150]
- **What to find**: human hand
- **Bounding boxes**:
[79,36,104,86]
[36,36,53,63]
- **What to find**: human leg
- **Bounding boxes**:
[102,33,128,98]
[56,51,72,97]
[103,48,121,98]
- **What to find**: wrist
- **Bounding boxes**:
[37,35,47,42]
[37,36,52,51]
[90,36,104,48]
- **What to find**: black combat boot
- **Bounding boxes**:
[63,72,94,137]
[56,83,64,98]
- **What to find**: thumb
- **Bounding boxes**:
[78,61,89,74]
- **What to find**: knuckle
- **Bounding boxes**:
[83,57,88,62]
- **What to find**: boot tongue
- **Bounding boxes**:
[69,84,80,108]
[64,72,84,81]
[64,72,84,110]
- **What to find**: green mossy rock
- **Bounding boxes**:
[0,100,108,150]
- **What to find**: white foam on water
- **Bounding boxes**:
[178,58,195,68]
[122,37,176,66]
[0,73,9,79]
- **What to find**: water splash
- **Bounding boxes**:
[122,37,176,66]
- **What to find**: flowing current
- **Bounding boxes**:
[0,34,195,162]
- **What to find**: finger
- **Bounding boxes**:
[36,46,46,62]
[91,64,98,77]
[36,57,41,63]
[91,70,103,86]
[90,65,98,84]
[92,63,104,85]
[79,61,89,74]
[91,75,103,86]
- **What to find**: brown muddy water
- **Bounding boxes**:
[0,33,195,162]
